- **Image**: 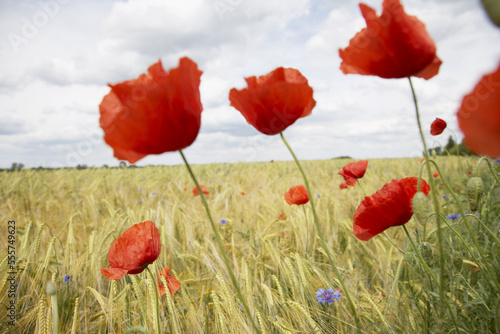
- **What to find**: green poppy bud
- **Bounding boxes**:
[452,251,463,272]
[419,242,434,267]
[45,281,57,296]
[482,0,500,27]
[406,251,417,266]
[467,177,484,211]
[412,192,430,225]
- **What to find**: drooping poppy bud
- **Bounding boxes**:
[430,118,447,136]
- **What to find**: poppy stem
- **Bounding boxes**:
[145,266,161,334]
[279,132,362,334]
[408,77,446,321]
[402,225,460,332]
[356,180,367,197]
[178,150,262,334]
[302,205,309,252]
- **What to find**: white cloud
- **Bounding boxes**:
[0,0,499,168]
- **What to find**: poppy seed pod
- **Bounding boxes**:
[419,242,434,267]
[412,191,430,225]
[467,177,484,211]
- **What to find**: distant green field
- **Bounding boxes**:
[1,156,499,333]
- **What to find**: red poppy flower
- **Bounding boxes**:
[339,182,349,190]
[229,67,316,135]
[353,177,430,241]
[338,160,368,187]
[278,213,286,220]
[99,57,203,164]
[101,221,161,280]
[433,171,439,178]
[430,118,447,136]
[339,0,441,79]
[192,185,209,196]
[241,192,246,195]
[157,266,181,296]
[457,62,500,157]
[284,185,309,205]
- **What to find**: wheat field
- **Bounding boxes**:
[1,156,499,333]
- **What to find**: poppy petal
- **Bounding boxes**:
[158,266,181,296]
[100,268,129,280]
[229,67,316,135]
[338,160,368,187]
[99,57,203,164]
[457,62,500,157]
[353,177,430,241]
[339,0,440,79]
[192,185,209,196]
[101,221,161,280]
[284,185,309,205]
[430,118,447,136]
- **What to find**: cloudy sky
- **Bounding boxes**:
[1,0,499,168]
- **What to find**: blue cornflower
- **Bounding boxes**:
[494,159,500,163]
[441,194,448,198]
[151,191,157,195]
[445,213,461,220]
[317,194,321,198]
[63,275,71,285]
[220,219,227,224]
[138,201,142,204]
[315,287,341,304]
